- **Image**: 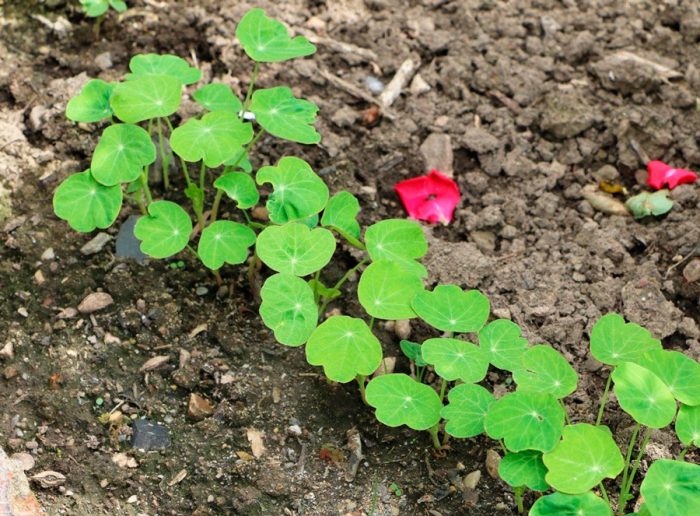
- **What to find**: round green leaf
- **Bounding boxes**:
[256,157,328,223]
[214,172,259,209]
[634,349,700,406]
[365,373,442,431]
[421,337,489,383]
[498,450,549,491]
[197,220,255,270]
[543,424,624,494]
[357,260,423,320]
[611,362,676,428]
[306,316,382,383]
[590,313,661,366]
[512,345,578,399]
[676,404,700,446]
[53,170,122,233]
[236,8,316,63]
[111,75,182,123]
[321,191,361,240]
[192,83,242,113]
[256,223,336,276]
[259,273,317,347]
[126,54,201,85]
[134,200,192,259]
[484,391,565,452]
[441,383,494,438]
[412,285,490,333]
[478,319,529,371]
[170,111,253,168]
[90,124,156,186]
[365,219,427,278]
[530,492,612,516]
[66,79,114,123]
[625,190,674,219]
[250,87,320,144]
[640,460,700,516]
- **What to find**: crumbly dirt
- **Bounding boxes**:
[1,0,699,514]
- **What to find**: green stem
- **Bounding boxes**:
[199,161,206,191]
[428,423,441,449]
[356,374,368,405]
[499,439,508,454]
[164,117,193,187]
[140,167,153,204]
[242,61,259,113]
[312,270,321,303]
[618,426,649,516]
[369,317,375,330]
[136,192,147,215]
[318,258,369,315]
[514,486,525,514]
[599,482,610,507]
[186,245,198,259]
[596,369,614,426]
[560,399,571,425]
[156,117,170,189]
[439,378,447,404]
[619,422,640,508]
[210,190,224,224]
[678,447,688,461]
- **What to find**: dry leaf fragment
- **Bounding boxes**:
[31,470,66,488]
[581,184,630,216]
[139,355,170,372]
[168,469,188,486]
[247,428,266,458]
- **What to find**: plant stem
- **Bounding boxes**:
[312,270,321,303]
[678,446,688,461]
[242,61,259,113]
[212,269,222,286]
[156,117,170,189]
[596,369,614,426]
[599,482,610,506]
[428,423,441,449]
[164,117,193,187]
[186,245,198,259]
[369,317,375,330]
[618,425,649,516]
[140,167,153,204]
[356,374,368,405]
[136,192,147,215]
[619,422,640,508]
[514,486,525,514]
[199,161,206,191]
[439,378,447,404]
[318,258,369,315]
[560,399,571,425]
[499,439,508,454]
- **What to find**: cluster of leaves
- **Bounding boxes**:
[79,0,127,17]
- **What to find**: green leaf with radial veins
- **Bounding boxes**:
[250,87,320,144]
[498,450,549,491]
[111,75,182,123]
[589,313,661,366]
[256,223,336,276]
[441,383,494,438]
[366,373,442,431]
[321,191,361,239]
[53,170,122,232]
[259,273,318,347]
[197,220,256,270]
[478,319,529,371]
[530,492,612,516]
[357,260,423,320]
[612,362,676,428]
[235,8,316,62]
[306,316,382,383]
[412,285,490,333]
[214,172,259,209]
[676,404,700,446]
[66,79,114,122]
[170,111,253,168]
[364,219,428,278]
[421,337,489,383]
[134,201,192,259]
[126,54,201,85]
[512,345,578,399]
[634,349,700,406]
[90,124,156,186]
[256,157,328,223]
[640,460,700,516]
[193,83,243,113]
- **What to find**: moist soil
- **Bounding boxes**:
[1,0,700,514]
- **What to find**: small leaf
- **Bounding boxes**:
[134,201,192,259]
[640,460,700,516]
[634,349,700,406]
[53,170,122,232]
[365,373,442,431]
[170,111,253,168]
[357,260,423,320]
[308,278,340,302]
[530,492,612,516]
[256,223,336,276]
[498,450,549,491]
[625,190,674,219]
[111,75,182,123]
[192,83,243,113]
[66,79,114,122]
[256,157,328,223]
[80,0,109,16]
[197,221,256,270]
[214,172,259,209]
[421,337,489,383]
[184,184,204,216]
[412,285,490,333]
[478,319,529,371]
[590,313,661,366]
[259,273,317,347]
[611,362,676,428]
[484,391,565,452]
[321,191,361,239]
[126,54,201,85]
[236,8,316,62]
[512,345,578,399]
[399,340,427,367]
[250,87,320,144]
[543,424,624,494]
[675,404,700,446]
[306,316,382,383]
[365,219,428,278]
[224,148,252,173]
[441,383,494,438]
[109,0,127,12]
[91,124,156,186]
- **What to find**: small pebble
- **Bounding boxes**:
[78,292,114,313]
[364,75,384,94]
[41,248,55,261]
[80,232,112,255]
[683,258,700,283]
[195,286,208,296]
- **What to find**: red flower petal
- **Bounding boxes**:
[647,160,697,190]
[395,170,461,224]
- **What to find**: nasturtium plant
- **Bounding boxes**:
[357,260,423,320]
[110,75,182,123]
[478,319,529,371]
[193,83,242,113]
[364,219,428,278]
[213,172,259,209]
[590,313,661,366]
[640,460,700,516]
[125,54,202,85]
[250,87,320,144]
[133,201,192,259]
[366,374,442,431]
[53,170,122,232]
[421,337,489,383]
[512,345,578,399]
[66,79,114,122]
[197,221,255,270]
[611,362,676,428]
[441,383,494,438]
[634,349,700,406]
[675,403,700,446]
[498,450,549,491]
[236,8,316,62]
[412,285,490,333]
[80,0,126,17]
[91,124,156,186]
[321,191,361,243]
[259,273,317,347]
[256,223,336,276]
[529,492,612,516]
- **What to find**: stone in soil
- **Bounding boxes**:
[115,215,148,263]
[77,292,114,314]
[0,446,44,516]
[132,419,171,451]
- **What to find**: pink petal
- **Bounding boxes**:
[647,160,697,190]
[395,170,461,224]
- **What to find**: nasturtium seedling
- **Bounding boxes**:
[306,316,382,383]
[256,157,329,223]
[236,8,316,62]
[111,75,182,123]
[53,170,122,232]
[485,391,565,452]
[400,340,427,367]
[250,87,320,144]
[512,345,578,399]
[197,221,256,270]
[542,424,624,494]
[192,83,242,113]
[478,319,529,371]
[441,383,494,438]
[634,349,700,406]
[357,260,423,320]
[590,313,661,366]
[364,219,428,278]
[611,362,676,428]
[80,0,126,17]
[640,460,700,516]
[134,201,192,259]
[213,172,259,209]
[321,191,361,244]
[421,337,489,383]
[625,190,674,219]
[66,79,114,123]
[365,373,442,431]
[91,124,156,186]
[412,285,490,333]
[256,223,336,276]
[675,403,700,446]
[125,54,202,85]
[529,492,612,516]
[259,273,318,347]
[498,450,549,491]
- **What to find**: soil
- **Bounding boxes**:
[1,0,700,514]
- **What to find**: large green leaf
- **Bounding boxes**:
[192,83,242,113]
[590,313,661,366]
[512,345,578,399]
[675,404,700,446]
[364,219,427,278]
[126,54,201,85]
[53,170,122,232]
[478,319,529,371]
[133,201,192,259]
[498,450,549,491]
[640,460,700,516]
[259,273,317,347]
[421,337,489,383]
[611,362,676,428]
[111,75,182,123]
[441,383,494,438]
[236,8,316,62]
[91,124,156,186]
[197,221,255,270]
[634,349,700,406]
[306,316,382,383]
[250,87,320,144]
[213,172,259,209]
[365,373,442,431]
[357,260,423,320]
[321,191,361,240]
[530,492,612,516]
[256,223,336,276]
[66,79,114,123]
[412,285,490,333]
